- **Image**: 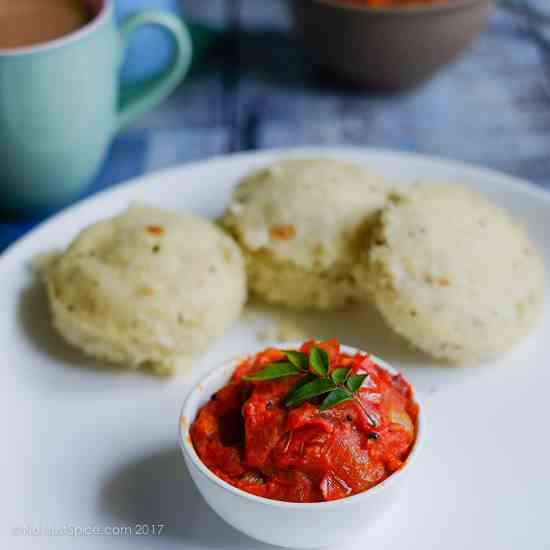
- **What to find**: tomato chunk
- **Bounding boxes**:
[190,341,418,503]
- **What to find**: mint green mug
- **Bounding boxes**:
[0,0,192,213]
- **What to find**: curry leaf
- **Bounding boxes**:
[283,374,317,406]
[243,362,300,381]
[331,367,350,385]
[309,347,329,377]
[320,388,353,411]
[283,350,309,371]
[285,378,336,407]
[241,345,375,417]
[346,374,368,393]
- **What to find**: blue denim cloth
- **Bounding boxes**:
[1,2,550,253]
[500,1,550,48]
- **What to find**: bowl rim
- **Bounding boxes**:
[179,342,424,510]
[309,0,491,16]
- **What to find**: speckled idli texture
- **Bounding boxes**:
[355,184,545,362]
[42,205,247,375]
[221,158,390,310]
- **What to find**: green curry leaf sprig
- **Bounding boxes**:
[243,347,377,425]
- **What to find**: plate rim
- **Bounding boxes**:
[2,146,549,266]
[4,147,550,547]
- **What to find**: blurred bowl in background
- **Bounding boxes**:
[290,0,493,90]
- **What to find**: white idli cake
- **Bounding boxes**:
[42,205,247,375]
[355,183,545,362]
[221,158,390,310]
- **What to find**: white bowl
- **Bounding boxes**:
[179,344,424,549]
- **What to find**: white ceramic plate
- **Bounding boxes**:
[3,148,549,550]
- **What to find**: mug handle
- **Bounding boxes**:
[116,11,192,131]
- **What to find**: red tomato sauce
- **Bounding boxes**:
[191,340,419,503]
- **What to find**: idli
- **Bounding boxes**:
[42,205,247,375]
[355,184,545,362]
[221,158,390,310]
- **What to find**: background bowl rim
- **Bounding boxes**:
[179,342,424,510]
[307,0,492,16]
